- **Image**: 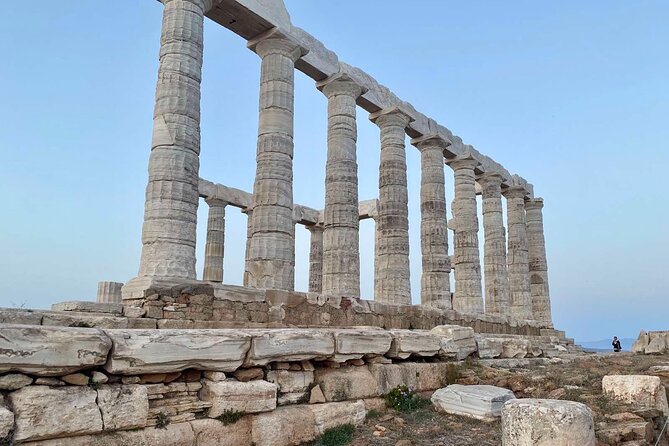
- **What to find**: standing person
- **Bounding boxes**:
[612,336,622,352]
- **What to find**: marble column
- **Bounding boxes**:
[307,224,324,293]
[317,74,365,298]
[478,173,510,315]
[202,198,226,282]
[369,107,413,305]
[246,31,306,290]
[124,0,212,299]
[242,207,253,287]
[97,281,123,304]
[411,134,452,309]
[526,198,552,323]
[447,154,484,314]
[503,186,533,320]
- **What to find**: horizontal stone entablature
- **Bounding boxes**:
[202,0,534,196]
[199,178,378,224]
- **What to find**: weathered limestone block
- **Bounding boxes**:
[251,405,317,446]
[245,329,334,366]
[9,386,102,442]
[200,379,277,416]
[597,418,653,445]
[266,370,314,394]
[602,375,669,415]
[0,308,42,325]
[190,417,253,446]
[21,422,196,446]
[97,384,149,431]
[104,329,251,374]
[500,337,532,358]
[476,337,504,359]
[387,330,440,359]
[333,328,392,360]
[310,400,366,435]
[0,397,13,440]
[42,312,129,329]
[501,399,596,446]
[314,367,378,401]
[0,325,111,376]
[430,325,477,360]
[368,363,453,394]
[0,373,33,390]
[97,281,123,304]
[645,332,667,354]
[632,330,649,353]
[52,301,123,315]
[431,385,515,420]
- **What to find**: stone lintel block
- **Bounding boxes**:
[104,329,252,374]
[0,324,112,376]
[429,325,477,360]
[0,308,43,325]
[332,328,392,360]
[431,384,515,420]
[387,330,441,359]
[245,329,335,366]
[51,301,124,315]
[200,379,277,417]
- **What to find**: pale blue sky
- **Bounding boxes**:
[0,1,667,342]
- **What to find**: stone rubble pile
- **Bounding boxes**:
[0,323,578,444]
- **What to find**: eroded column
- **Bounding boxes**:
[97,281,123,304]
[246,31,306,290]
[202,198,226,282]
[307,224,324,293]
[447,154,484,314]
[504,186,533,320]
[526,198,552,324]
[411,134,452,309]
[479,173,510,315]
[124,0,211,299]
[370,107,413,305]
[317,74,365,298]
[242,207,253,287]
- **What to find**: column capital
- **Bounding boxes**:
[446,153,479,171]
[477,171,505,187]
[410,133,452,151]
[316,73,367,99]
[162,0,215,13]
[204,197,228,208]
[369,106,414,128]
[306,223,324,233]
[525,197,544,210]
[502,185,528,199]
[247,28,308,62]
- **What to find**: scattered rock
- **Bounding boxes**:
[91,371,109,384]
[34,377,65,386]
[61,373,89,386]
[0,373,33,390]
[309,385,326,404]
[0,401,13,439]
[203,371,226,381]
[233,368,264,382]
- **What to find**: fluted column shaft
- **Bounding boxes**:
[202,198,226,282]
[479,174,510,315]
[133,0,210,287]
[97,281,123,304]
[448,156,484,314]
[526,198,552,323]
[504,186,533,319]
[370,108,412,305]
[242,208,253,287]
[307,225,324,293]
[412,135,451,309]
[246,34,304,290]
[319,76,364,297]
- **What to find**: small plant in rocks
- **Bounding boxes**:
[156,412,170,429]
[385,385,426,412]
[216,409,245,425]
[310,424,355,446]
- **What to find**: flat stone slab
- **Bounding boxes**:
[431,384,516,420]
[245,329,335,366]
[104,329,252,374]
[51,301,123,315]
[200,379,277,416]
[387,330,441,359]
[0,324,112,376]
[333,328,392,360]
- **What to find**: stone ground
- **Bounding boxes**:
[314,353,669,446]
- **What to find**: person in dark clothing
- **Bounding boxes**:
[612,336,622,352]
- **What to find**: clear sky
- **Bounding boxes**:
[1,1,667,343]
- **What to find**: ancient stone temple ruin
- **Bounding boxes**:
[0,1,582,445]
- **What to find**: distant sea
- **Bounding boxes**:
[578,338,634,353]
